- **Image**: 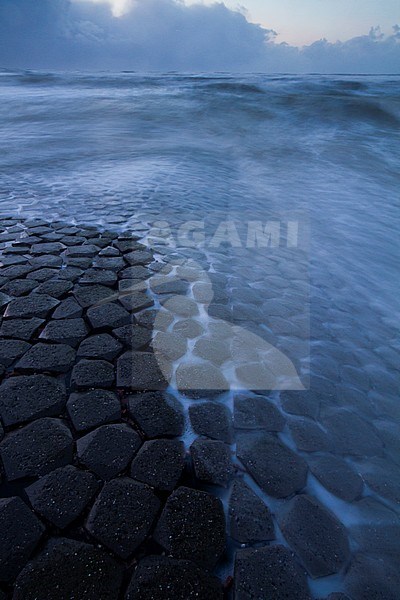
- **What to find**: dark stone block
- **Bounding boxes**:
[52,297,83,319]
[73,284,115,308]
[0,374,66,426]
[124,250,153,265]
[30,242,65,255]
[26,268,59,282]
[65,244,99,258]
[117,351,168,390]
[98,246,120,257]
[28,255,63,268]
[25,465,99,528]
[118,291,154,313]
[279,494,350,578]
[92,256,126,271]
[0,317,44,341]
[14,538,123,599]
[154,486,225,569]
[77,333,122,361]
[237,432,308,498]
[321,409,383,456]
[112,324,152,349]
[79,268,117,286]
[127,391,184,438]
[67,389,120,432]
[0,292,11,309]
[4,294,59,319]
[190,438,234,487]
[344,553,400,600]
[16,343,76,373]
[234,545,311,600]
[126,556,223,600]
[86,477,160,558]
[87,302,130,330]
[57,266,84,281]
[136,309,157,329]
[1,265,35,280]
[0,339,31,366]
[120,265,150,280]
[77,424,141,479]
[39,318,88,347]
[0,418,73,480]
[34,280,73,298]
[1,279,37,297]
[289,418,333,452]
[130,439,185,491]
[71,359,115,389]
[234,394,285,431]
[189,402,233,443]
[309,455,363,501]
[228,480,274,543]
[0,496,44,582]
[114,239,144,253]
[358,457,400,504]
[280,390,320,419]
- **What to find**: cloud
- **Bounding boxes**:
[0,0,399,73]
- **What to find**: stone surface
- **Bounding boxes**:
[93,256,126,270]
[117,351,168,390]
[0,496,44,582]
[30,242,65,255]
[154,486,226,569]
[112,323,152,349]
[25,465,99,528]
[34,280,73,298]
[119,291,154,312]
[280,390,320,419]
[67,389,120,432]
[234,545,311,600]
[39,318,88,347]
[173,318,205,338]
[120,265,149,280]
[357,457,400,504]
[190,438,234,487]
[0,418,73,480]
[86,477,160,558]
[321,409,383,456]
[52,297,83,319]
[13,537,123,599]
[0,374,66,426]
[16,343,76,373]
[79,268,117,286]
[279,494,350,578]
[26,268,59,282]
[234,394,285,431]
[0,317,44,340]
[87,302,130,330]
[77,424,141,479]
[189,402,233,443]
[126,556,223,600]
[4,294,59,319]
[344,553,400,600]
[289,418,332,452]
[237,432,308,498]
[309,455,363,501]
[127,391,184,438]
[176,363,229,394]
[77,333,122,360]
[228,480,275,543]
[71,359,115,389]
[130,439,185,491]
[1,279,38,297]
[73,284,114,308]
[0,339,31,366]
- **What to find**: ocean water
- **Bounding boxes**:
[0,70,399,596]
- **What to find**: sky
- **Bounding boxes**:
[0,0,399,73]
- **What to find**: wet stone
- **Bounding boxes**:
[86,477,160,559]
[228,480,275,543]
[66,244,99,258]
[77,333,122,360]
[0,318,34,345]
[77,424,141,480]
[99,246,120,257]
[0,339,31,366]
[173,318,205,338]
[79,268,117,286]
[344,553,400,600]
[136,309,157,329]
[309,455,363,501]
[358,457,400,504]
[71,359,115,389]
[126,555,223,600]
[176,363,229,395]
[93,256,126,271]
[119,291,154,312]
[0,374,66,426]
[112,323,152,349]
[14,537,123,599]
[87,302,130,330]
[52,297,82,319]
[1,265,35,280]
[289,418,332,452]
[190,437,234,487]
[234,394,286,431]
[189,402,233,443]
[193,337,231,365]
[321,409,384,456]
[114,239,143,253]
[237,432,308,498]
[120,265,150,280]
[26,268,59,282]
[150,278,189,295]
[152,331,187,361]
[124,250,153,265]
[130,439,185,491]
[73,284,115,308]
[234,545,311,600]
[280,390,320,419]
[1,279,38,297]
[34,279,73,298]
[278,494,350,578]
[4,294,59,319]
[67,389,121,432]
[26,465,99,529]
[0,255,28,266]
[0,418,73,480]
[16,342,76,373]
[57,266,84,281]
[28,254,63,268]
[30,242,65,255]
[154,486,226,569]
[117,351,168,390]
[127,391,184,438]
[0,496,44,582]
[39,318,88,347]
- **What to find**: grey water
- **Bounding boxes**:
[0,70,399,597]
